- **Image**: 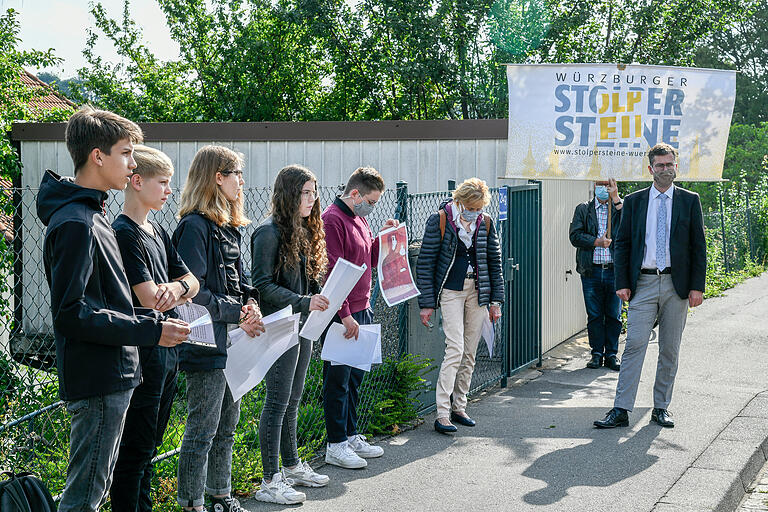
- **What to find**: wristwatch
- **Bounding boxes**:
[490,301,502,307]
[178,279,190,297]
[613,200,623,206]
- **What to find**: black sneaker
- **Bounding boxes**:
[209,496,248,512]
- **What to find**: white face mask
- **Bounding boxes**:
[461,209,482,223]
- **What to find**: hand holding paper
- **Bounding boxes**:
[322,323,382,372]
[224,306,301,402]
[300,258,367,341]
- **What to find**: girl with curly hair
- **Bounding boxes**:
[250,165,330,504]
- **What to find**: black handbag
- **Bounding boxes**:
[0,472,56,512]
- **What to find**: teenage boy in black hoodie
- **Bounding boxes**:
[36,106,191,512]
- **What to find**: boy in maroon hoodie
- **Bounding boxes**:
[322,167,397,469]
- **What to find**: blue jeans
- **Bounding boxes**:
[260,336,313,477]
[177,369,241,508]
[581,264,622,358]
[322,308,373,444]
[111,346,178,512]
[58,388,134,512]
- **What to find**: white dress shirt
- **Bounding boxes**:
[451,203,476,273]
[642,183,674,269]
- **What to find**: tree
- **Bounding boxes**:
[75,0,327,122]
[695,1,768,125]
[0,8,71,179]
[77,0,757,123]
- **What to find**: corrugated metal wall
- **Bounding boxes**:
[540,180,591,352]
[17,136,588,353]
[19,139,507,193]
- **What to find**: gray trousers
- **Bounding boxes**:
[260,336,313,478]
[177,369,241,508]
[58,388,134,512]
[614,274,688,412]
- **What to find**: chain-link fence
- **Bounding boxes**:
[0,181,505,505]
[703,192,768,276]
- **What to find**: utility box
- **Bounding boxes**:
[406,243,445,411]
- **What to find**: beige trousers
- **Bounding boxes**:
[435,278,487,419]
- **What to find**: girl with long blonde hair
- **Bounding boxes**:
[173,145,264,512]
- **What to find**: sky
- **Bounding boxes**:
[2,0,181,79]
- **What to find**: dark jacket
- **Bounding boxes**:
[614,185,706,300]
[250,217,322,322]
[36,170,163,401]
[415,199,504,309]
[569,198,623,276]
[172,212,258,371]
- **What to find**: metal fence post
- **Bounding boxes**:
[746,192,754,262]
[719,187,729,274]
[500,185,511,388]
[395,181,408,226]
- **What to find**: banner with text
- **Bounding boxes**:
[505,64,736,181]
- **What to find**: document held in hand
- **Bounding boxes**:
[299,258,367,341]
[224,306,300,402]
[176,302,216,348]
[321,323,382,372]
[482,314,495,358]
[377,224,420,307]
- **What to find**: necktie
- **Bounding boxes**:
[656,194,667,269]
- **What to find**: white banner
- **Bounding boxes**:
[505,64,736,181]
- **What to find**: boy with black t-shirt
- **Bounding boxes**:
[110,145,200,512]
[37,107,191,512]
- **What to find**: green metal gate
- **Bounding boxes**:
[500,182,542,385]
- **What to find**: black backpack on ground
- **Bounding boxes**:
[0,472,56,512]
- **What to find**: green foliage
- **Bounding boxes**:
[75,0,755,122]
[695,1,768,125]
[0,8,71,179]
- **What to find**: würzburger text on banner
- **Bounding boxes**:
[504,63,736,181]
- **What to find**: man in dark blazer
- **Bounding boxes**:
[569,178,623,370]
[594,142,706,429]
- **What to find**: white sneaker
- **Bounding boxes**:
[325,441,367,469]
[348,434,384,458]
[281,459,330,487]
[253,473,306,505]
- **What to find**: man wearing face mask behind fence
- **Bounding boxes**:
[321,167,398,469]
[594,143,706,429]
[569,178,623,371]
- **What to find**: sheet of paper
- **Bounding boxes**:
[377,224,420,307]
[224,311,301,402]
[260,305,293,324]
[176,302,216,348]
[300,258,367,341]
[322,322,381,372]
[482,314,495,358]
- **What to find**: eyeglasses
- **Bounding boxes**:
[220,169,244,176]
[652,163,676,170]
[301,190,318,200]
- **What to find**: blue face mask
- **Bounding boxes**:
[461,209,482,223]
[595,186,609,202]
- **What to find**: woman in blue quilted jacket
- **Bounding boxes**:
[414,178,504,434]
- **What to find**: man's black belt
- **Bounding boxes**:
[593,263,613,269]
[640,267,671,275]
